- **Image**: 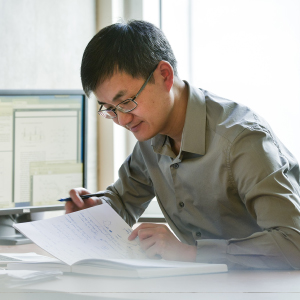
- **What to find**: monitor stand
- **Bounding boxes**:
[0,214,32,245]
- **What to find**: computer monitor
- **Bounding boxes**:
[0,90,87,245]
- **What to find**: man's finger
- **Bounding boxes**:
[128,223,166,240]
[69,188,87,207]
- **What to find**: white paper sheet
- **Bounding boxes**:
[0,269,62,288]
[0,253,56,262]
[14,204,147,265]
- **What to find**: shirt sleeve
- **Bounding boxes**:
[196,124,300,270]
[101,142,155,227]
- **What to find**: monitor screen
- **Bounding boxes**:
[0,90,87,215]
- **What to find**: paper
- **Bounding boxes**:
[0,269,62,279]
[0,269,62,288]
[0,253,56,263]
[7,256,229,277]
[14,204,147,265]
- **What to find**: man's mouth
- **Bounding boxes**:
[127,122,142,132]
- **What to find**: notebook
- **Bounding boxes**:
[10,204,228,278]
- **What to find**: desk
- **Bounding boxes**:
[1,244,300,300]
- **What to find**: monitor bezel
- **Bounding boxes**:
[0,89,88,216]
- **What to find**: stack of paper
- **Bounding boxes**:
[0,252,57,265]
[0,269,62,288]
[8,258,228,278]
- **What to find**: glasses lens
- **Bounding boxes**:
[117,99,137,112]
[99,110,116,119]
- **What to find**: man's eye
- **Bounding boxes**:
[121,99,131,105]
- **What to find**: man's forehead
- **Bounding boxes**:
[99,71,145,86]
[94,72,144,103]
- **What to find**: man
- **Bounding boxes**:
[67,20,300,269]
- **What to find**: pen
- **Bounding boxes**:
[58,192,105,202]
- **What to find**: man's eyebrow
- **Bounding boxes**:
[112,90,127,102]
[97,90,128,106]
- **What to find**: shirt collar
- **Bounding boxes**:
[181,81,206,155]
[151,81,206,156]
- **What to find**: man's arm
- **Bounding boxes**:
[195,126,300,269]
[195,226,300,269]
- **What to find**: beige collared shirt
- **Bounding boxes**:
[103,82,300,269]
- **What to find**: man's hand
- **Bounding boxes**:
[128,223,197,262]
[65,187,103,214]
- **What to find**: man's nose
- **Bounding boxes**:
[115,110,133,126]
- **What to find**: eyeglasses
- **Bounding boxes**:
[98,69,155,119]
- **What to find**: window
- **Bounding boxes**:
[162,0,300,159]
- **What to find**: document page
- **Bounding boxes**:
[14,204,147,265]
[13,110,78,204]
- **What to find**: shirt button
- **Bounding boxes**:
[179,202,185,208]
[173,163,179,169]
[196,232,202,237]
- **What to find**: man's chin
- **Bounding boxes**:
[132,132,154,142]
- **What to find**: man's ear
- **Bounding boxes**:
[156,61,174,92]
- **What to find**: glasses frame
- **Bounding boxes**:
[98,69,155,119]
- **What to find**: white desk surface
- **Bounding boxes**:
[1,244,300,300]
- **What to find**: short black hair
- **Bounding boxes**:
[81,20,178,97]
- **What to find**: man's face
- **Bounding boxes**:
[94,69,174,142]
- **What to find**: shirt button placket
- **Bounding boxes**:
[170,162,182,211]
[173,163,179,169]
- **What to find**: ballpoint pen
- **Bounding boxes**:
[58,192,105,202]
